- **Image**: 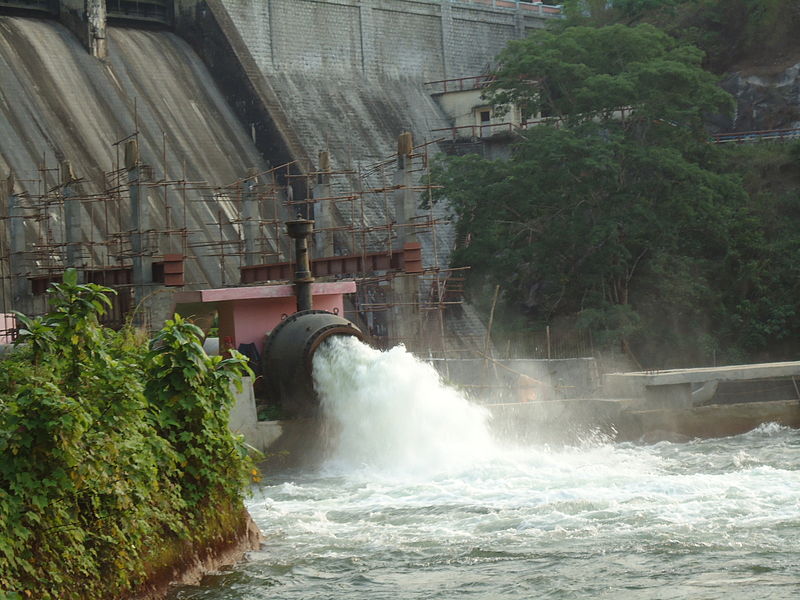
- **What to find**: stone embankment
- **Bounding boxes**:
[134,510,261,600]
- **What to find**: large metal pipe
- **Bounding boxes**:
[262,310,364,417]
[286,217,314,312]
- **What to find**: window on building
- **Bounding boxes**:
[479,109,491,123]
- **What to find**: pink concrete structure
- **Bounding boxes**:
[172,281,356,354]
[0,313,14,344]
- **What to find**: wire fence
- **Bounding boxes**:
[497,327,593,360]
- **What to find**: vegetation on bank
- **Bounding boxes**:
[0,270,254,599]
[432,20,800,368]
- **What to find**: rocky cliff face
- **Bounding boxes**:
[717,62,800,132]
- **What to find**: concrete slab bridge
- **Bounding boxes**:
[604,361,800,409]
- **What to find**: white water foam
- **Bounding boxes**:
[312,335,495,476]
[185,336,800,599]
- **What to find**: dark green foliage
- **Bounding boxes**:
[0,270,254,599]
[146,315,253,508]
[710,142,800,361]
[560,1,800,72]
[561,0,682,24]
[434,125,747,366]
[434,24,800,367]
[485,24,732,132]
[677,1,800,72]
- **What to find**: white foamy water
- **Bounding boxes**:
[311,336,495,476]
[172,338,800,600]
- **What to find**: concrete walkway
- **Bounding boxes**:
[604,361,800,408]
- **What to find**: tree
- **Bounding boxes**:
[560,1,680,24]
[431,24,775,367]
[485,24,731,135]
[559,1,800,72]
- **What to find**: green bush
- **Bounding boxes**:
[0,270,253,599]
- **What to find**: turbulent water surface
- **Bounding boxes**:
[173,337,800,599]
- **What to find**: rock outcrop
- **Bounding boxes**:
[716,62,800,131]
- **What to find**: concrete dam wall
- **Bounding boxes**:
[200,0,555,349]
[0,15,274,319]
[0,0,556,346]
[216,0,552,250]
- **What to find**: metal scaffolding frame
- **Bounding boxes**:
[0,131,481,357]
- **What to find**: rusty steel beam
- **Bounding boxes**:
[241,242,422,284]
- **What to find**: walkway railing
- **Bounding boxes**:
[433,121,521,140]
[424,75,495,94]
[711,127,800,144]
[0,0,57,13]
[435,113,663,140]
[452,0,563,16]
[432,116,572,140]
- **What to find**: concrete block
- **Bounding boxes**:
[229,376,283,454]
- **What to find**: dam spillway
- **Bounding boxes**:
[0,15,271,312]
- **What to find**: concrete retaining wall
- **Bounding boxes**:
[229,377,283,453]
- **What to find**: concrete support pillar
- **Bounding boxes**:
[513,4,526,39]
[391,273,420,349]
[242,167,261,267]
[440,0,454,79]
[313,151,334,258]
[393,132,417,250]
[126,139,151,320]
[61,161,83,273]
[391,132,420,347]
[87,0,107,58]
[5,173,28,308]
[0,174,14,313]
[60,0,107,59]
[0,176,7,313]
[358,0,377,77]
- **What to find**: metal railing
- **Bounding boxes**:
[503,327,593,360]
[107,0,173,25]
[452,0,563,16]
[433,121,519,139]
[0,0,57,13]
[432,108,636,140]
[424,74,496,94]
[711,127,800,144]
[433,116,567,140]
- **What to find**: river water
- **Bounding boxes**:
[173,337,800,599]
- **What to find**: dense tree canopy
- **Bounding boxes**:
[560,1,800,72]
[433,23,800,367]
[484,23,731,132]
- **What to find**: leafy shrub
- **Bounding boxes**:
[0,270,253,599]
